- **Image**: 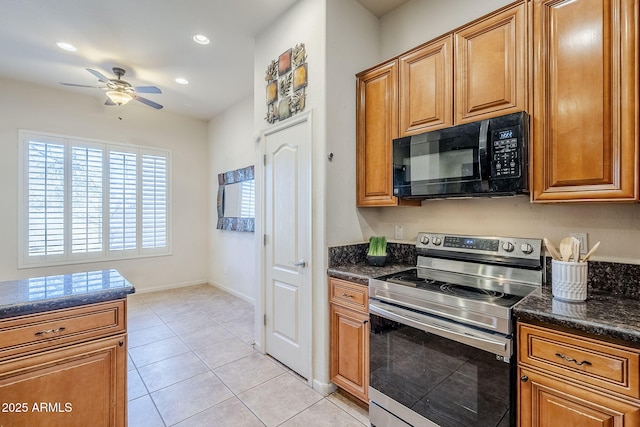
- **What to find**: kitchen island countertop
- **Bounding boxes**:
[0,269,135,319]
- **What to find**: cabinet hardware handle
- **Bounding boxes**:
[34,327,66,336]
[520,375,529,382]
[363,320,369,324]
[119,340,124,347]
[341,293,355,298]
[555,352,592,366]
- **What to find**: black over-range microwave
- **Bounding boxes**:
[393,111,529,199]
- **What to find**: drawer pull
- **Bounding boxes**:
[341,293,355,298]
[555,352,592,367]
[34,327,66,336]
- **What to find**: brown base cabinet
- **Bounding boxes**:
[329,278,369,403]
[0,300,128,426]
[518,322,640,426]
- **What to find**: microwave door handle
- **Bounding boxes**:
[478,119,490,191]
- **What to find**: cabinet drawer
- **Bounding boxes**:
[0,300,126,361]
[519,323,640,400]
[329,278,368,311]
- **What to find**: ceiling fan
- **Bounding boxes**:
[61,67,163,110]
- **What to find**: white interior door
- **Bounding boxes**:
[263,112,312,380]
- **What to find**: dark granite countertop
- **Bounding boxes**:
[0,269,135,319]
[327,263,414,285]
[514,286,640,346]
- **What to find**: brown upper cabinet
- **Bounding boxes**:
[356,1,527,206]
[399,35,454,136]
[455,2,526,124]
[531,0,639,202]
[356,60,400,206]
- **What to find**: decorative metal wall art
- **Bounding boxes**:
[265,43,307,124]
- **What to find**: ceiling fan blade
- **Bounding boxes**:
[60,82,101,88]
[105,98,116,106]
[134,95,163,110]
[86,68,113,83]
[134,86,162,94]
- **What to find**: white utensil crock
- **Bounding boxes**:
[552,259,588,301]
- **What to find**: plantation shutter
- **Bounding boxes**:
[109,150,137,251]
[20,130,170,268]
[71,145,103,254]
[27,140,65,257]
[141,153,168,249]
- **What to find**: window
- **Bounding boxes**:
[19,130,171,268]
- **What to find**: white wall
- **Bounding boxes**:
[0,77,210,291]
[208,96,257,303]
[379,0,514,60]
[356,0,640,265]
[253,0,331,392]
[325,0,382,247]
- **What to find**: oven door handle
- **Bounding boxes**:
[370,301,511,357]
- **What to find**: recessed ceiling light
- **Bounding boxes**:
[56,41,77,52]
[192,34,210,45]
[175,77,189,85]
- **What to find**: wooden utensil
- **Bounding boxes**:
[581,241,601,262]
[543,238,562,260]
[559,237,574,262]
[572,237,581,262]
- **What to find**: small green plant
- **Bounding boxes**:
[367,236,387,256]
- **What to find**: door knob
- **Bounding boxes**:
[292,259,307,268]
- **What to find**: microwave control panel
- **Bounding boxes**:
[491,127,520,178]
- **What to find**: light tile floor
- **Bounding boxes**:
[127,284,369,426]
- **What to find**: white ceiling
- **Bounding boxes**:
[0,0,407,120]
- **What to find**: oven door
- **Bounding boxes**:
[369,300,514,427]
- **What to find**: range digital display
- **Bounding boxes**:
[444,236,500,251]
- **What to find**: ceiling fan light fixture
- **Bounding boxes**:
[106,90,133,106]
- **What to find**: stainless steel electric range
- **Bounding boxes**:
[368,232,543,427]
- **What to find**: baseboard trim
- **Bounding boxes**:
[313,379,337,397]
[132,279,208,294]
[207,280,256,305]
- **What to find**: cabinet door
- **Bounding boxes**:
[454,2,526,124]
[0,335,127,427]
[399,35,453,135]
[330,303,369,402]
[356,61,399,207]
[519,367,640,427]
[531,0,638,202]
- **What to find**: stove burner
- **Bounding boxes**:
[439,284,505,300]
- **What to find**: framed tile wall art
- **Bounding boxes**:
[265,43,307,124]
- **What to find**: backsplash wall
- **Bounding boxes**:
[371,196,640,265]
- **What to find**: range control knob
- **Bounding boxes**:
[521,243,534,254]
[432,237,442,246]
[420,235,430,245]
[502,242,515,252]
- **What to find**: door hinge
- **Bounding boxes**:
[263,314,267,326]
[263,234,267,246]
[263,154,266,166]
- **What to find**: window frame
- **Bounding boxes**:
[18,129,172,269]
